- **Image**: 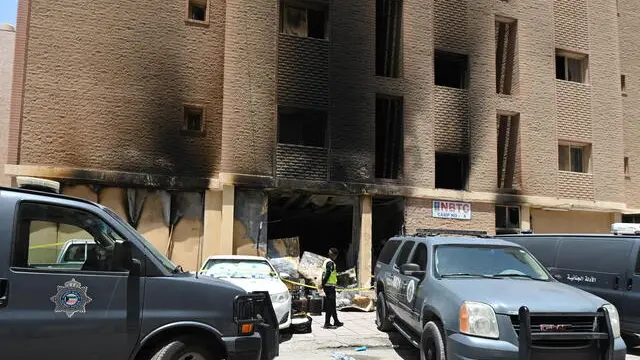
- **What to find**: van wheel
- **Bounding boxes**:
[420,321,446,360]
[150,337,215,360]
[376,291,394,332]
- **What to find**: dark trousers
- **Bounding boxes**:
[324,286,339,325]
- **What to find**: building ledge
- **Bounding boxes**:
[4,164,631,213]
[4,164,220,190]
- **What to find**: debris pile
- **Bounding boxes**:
[266,237,375,312]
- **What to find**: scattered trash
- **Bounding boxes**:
[355,346,367,352]
[331,352,356,360]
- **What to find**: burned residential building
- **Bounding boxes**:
[5,0,640,285]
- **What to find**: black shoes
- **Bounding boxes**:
[323,321,343,329]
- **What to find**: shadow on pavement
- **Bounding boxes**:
[388,332,419,360]
[279,329,293,344]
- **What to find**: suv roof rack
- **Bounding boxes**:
[414,228,490,238]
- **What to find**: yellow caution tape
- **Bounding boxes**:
[28,242,68,250]
[280,278,374,292]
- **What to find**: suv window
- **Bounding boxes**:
[410,243,428,271]
[378,239,401,264]
[14,202,127,272]
[635,249,640,275]
[394,241,415,267]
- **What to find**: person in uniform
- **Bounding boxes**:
[319,247,343,329]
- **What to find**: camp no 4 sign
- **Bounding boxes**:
[432,200,472,220]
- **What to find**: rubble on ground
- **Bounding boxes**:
[298,251,330,286]
[265,244,376,311]
[337,289,375,312]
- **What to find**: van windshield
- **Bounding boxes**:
[102,207,178,273]
[435,245,550,281]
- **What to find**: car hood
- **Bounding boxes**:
[442,278,607,314]
[201,276,288,295]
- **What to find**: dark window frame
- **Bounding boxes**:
[409,243,428,271]
[434,50,469,89]
[277,106,328,148]
[280,1,329,40]
[393,241,415,267]
[182,104,206,136]
[435,152,469,190]
[186,0,210,25]
[378,239,402,264]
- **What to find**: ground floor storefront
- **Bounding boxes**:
[4,165,629,286]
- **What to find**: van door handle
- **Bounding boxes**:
[0,278,8,308]
[627,278,633,291]
[614,276,620,290]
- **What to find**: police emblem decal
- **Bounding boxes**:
[50,278,93,318]
[406,279,416,303]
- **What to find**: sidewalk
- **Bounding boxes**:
[279,311,395,352]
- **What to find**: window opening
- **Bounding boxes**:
[435,152,469,190]
[375,0,402,77]
[375,95,403,179]
[281,4,327,39]
[278,107,327,147]
[497,113,519,189]
[435,50,468,89]
[495,18,517,95]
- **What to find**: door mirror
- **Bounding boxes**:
[112,240,133,272]
[279,272,290,279]
[400,263,425,277]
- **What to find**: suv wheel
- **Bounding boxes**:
[150,337,216,360]
[420,321,446,360]
[376,291,394,332]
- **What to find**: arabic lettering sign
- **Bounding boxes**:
[432,200,472,220]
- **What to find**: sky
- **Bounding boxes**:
[0,0,18,26]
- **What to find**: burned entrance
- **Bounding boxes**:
[267,192,354,270]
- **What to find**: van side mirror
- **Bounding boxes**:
[112,240,133,272]
[279,272,290,279]
[400,263,426,277]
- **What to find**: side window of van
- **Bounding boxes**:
[13,202,127,272]
[556,239,631,273]
[409,243,428,271]
[394,241,415,267]
[378,240,402,264]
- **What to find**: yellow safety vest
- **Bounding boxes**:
[323,259,338,286]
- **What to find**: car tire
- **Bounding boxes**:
[376,291,394,332]
[420,321,446,360]
[150,337,216,360]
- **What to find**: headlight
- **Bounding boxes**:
[270,291,290,305]
[603,304,621,338]
[459,301,500,339]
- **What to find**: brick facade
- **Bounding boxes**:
[0,26,14,186]
[7,0,639,235]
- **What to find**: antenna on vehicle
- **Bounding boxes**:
[414,228,490,238]
[15,176,61,194]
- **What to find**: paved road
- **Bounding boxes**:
[276,347,640,360]
[278,311,640,359]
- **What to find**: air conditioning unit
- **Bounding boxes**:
[15,176,61,194]
[611,222,640,235]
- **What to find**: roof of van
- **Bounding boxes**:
[391,235,522,247]
[497,233,640,238]
[0,185,103,209]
